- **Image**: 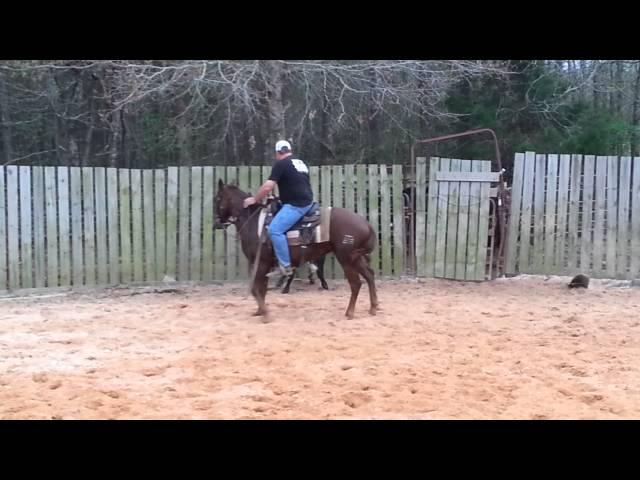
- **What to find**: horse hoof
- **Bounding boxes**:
[252,309,267,317]
[369,309,377,316]
[345,311,355,319]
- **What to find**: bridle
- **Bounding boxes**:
[217,197,273,235]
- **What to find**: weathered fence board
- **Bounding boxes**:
[0,168,7,289]
[508,153,639,279]
[19,166,33,289]
[531,154,547,274]
[94,168,109,285]
[201,167,214,282]
[606,156,618,279]
[380,166,392,277]
[555,155,570,273]
[566,154,583,271]
[189,167,203,282]
[392,164,404,276]
[368,164,380,275]
[434,158,451,278]
[70,167,84,286]
[130,169,144,283]
[543,154,558,273]
[142,169,156,282]
[177,167,191,281]
[165,167,179,281]
[424,157,439,277]
[617,157,631,278]
[106,168,119,285]
[57,168,71,286]
[155,169,167,281]
[415,157,427,277]
[505,153,525,273]
[32,167,46,288]
[630,157,640,278]
[6,167,20,290]
[454,160,472,281]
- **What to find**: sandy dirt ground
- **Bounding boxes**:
[0,275,639,419]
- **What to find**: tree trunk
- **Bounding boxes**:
[0,72,12,164]
[368,68,381,164]
[83,82,95,166]
[109,109,121,168]
[593,62,601,109]
[320,92,332,164]
[120,108,128,168]
[263,61,286,150]
[616,61,624,114]
[47,72,68,165]
[609,62,615,112]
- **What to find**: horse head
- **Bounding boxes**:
[214,179,247,229]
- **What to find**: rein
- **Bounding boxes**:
[223,202,270,293]
[236,205,264,235]
[220,193,278,293]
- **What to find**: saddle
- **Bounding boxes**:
[259,199,330,246]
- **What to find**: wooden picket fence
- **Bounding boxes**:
[0,164,406,292]
[506,152,640,279]
[6,152,634,294]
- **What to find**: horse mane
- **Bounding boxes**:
[224,184,248,195]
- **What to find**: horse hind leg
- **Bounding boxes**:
[282,273,294,294]
[306,261,317,285]
[316,256,329,290]
[341,263,362,319]
[355,254,378,315]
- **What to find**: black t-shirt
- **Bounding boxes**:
[268,155,314,206]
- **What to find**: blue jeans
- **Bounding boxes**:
[268,203,314,268]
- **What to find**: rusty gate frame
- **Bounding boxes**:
[408,128,508,278]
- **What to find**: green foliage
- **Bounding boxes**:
[445,61,636,170]
[558,103,635,154]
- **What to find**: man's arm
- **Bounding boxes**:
[244,159,285,208]
[253,180,277,203]
[243,180,276,208]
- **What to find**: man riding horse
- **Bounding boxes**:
[243,140,314,278]
[215,140,378,318]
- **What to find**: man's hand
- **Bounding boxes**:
[243,197,257,208]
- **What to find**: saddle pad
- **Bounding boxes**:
[313,206,332,243]
[258,209,268,238]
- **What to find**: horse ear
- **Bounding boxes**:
[218,178,224,190]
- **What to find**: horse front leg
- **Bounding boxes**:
[251,259,271,321]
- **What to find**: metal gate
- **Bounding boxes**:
[407,129,509,281]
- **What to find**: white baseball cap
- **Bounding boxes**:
[275,140,291,152]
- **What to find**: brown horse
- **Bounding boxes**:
[214,179,378,320]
